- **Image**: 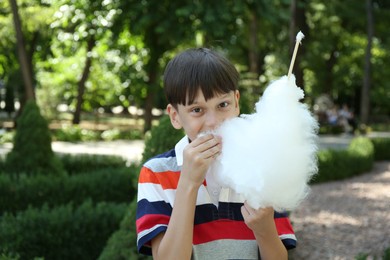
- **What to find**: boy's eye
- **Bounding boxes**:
[192,107,202,113]
[219,102,229,108]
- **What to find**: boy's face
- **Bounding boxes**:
[167,90,240,141]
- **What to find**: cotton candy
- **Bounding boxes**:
[209,75,318,211]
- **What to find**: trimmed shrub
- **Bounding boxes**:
[371,137,390,161]
[0,200,126,260]
[318,125,344,135]
[348,136,374,172]
[0,165,139,214]
[5,100,63,176]
[313,137,374,183]
[59,153,127,175]
[98,199,152,260]
[142,115,184,163]
[52,125,100,142]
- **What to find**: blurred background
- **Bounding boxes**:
[0,0,389,141]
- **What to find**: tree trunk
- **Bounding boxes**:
[289,0,297,52]
[289,0,308,93]
[143,51,159,133]
[9,0,35,101]
[360,0,373,124]
[248,9,259,74]
[73,36,95,124]
[324,49,337,95]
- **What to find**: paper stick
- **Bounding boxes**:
[287,31,305,79]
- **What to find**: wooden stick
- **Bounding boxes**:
[288,31,305,79]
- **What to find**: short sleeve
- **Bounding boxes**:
[274,211,297,249]
[136,166,175,255]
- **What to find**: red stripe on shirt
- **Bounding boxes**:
[136,214,170,234]
[274,217,294,236]
[193,220,255,245]
[139,167,180,190]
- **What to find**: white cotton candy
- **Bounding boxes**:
[296,31,305,42]
[209,75,318,211]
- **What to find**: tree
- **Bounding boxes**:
[114,0,196,132]
[9,0,35,101]
[50,0,121,124]
[361,0,373,124]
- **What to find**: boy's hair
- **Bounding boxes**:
[163,48,239,107]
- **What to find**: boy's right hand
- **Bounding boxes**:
[180,134,222,188]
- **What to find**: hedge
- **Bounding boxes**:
[0,165,139,214]
[371,137,390,161]
[313,137,374,183]
[0,200,127,260]
[98,199,152,260]
[59,153,127,175]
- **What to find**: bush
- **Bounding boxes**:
[0,166,138,214]
[59,153,127,175]
[98,199,152,260]
[52,126,144,142]
[101,128,143,141]
[5,100,64,176]
[313,137,374,183]
[318,124,345,135]
[52,125,100,142]
[0,200,126,260]
[142,115,184,163]
[371,137,390,161]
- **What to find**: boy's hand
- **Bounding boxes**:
[180,134,221,188]
[241,201,276,238]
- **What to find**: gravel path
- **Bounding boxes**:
[289,161,390,260]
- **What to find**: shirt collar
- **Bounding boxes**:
[175,135,190,166]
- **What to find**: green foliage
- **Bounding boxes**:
[59,153,126,175]
[354,247,390,260]
[0,131,14,144]
[100,128,143,141]
[318,125,345,135]
[142,115,184,163]
[385,247,390,260]
[0,166,137,214]
[0,200,126,260]
[51,126,143,142]
[52,125,101,142]
[2,0,390,126]
[238,72,261,114]
[371,137,390,161]
[313,137,374,183]
[99,199,152,260]
[5,100,64,176]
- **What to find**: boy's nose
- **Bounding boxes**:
[205,111,220,129]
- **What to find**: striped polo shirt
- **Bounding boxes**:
[136,136,296,259]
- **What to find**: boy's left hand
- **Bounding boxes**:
[241,201,276,238]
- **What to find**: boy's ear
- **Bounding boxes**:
[235,90,240,107]
[166,104,182,129]
[234,90,241,114]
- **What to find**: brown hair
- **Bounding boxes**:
[163,48,239,107]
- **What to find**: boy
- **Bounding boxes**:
[136,48,296,259]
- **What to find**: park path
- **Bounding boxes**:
[289,161,390,259]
